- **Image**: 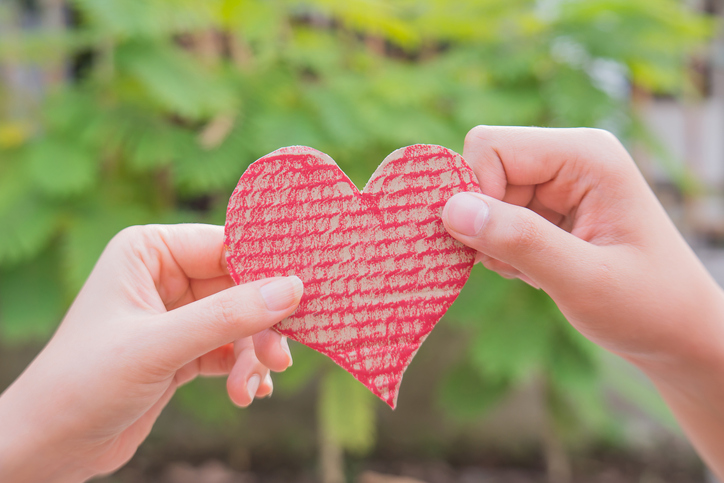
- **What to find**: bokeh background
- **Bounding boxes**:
[1,1,723,482]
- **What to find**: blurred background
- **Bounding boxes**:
[0,0,722,482]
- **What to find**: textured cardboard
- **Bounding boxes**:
[224,145,481,408]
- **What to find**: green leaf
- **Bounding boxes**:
[275,342,325,396]
[600,351,678,431]
[72,0,218,38]
[26,137,98,197]
[445,265,514,326]
[454,87,545,127]
[172,125,250,195]
[438,363,511,420]
[309,0,419,48]
[318,366,377,454]
[545,319,599,393]
[116,41,238,119]
[126,122,176,172]
[174,377,244,428]
[248,107,326,156]
[43,89,102,142]
[304,86,369,151]
[62,201,153,294]
[0,195,60,267]
[221,0,282,43]
[468,286,554,382]
[0,249,64,342]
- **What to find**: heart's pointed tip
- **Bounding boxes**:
[369,384,399,409]
[385,390,399,410]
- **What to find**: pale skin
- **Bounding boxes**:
[442,126,724,479]
[2,126,724,481]
[0,224,303,482]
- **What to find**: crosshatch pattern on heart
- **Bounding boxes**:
[224,145,481,408]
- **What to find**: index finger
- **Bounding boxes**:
[105,224,232,308]
[149,224,233,308]
[151,224,230,280]
[462,126,630,209]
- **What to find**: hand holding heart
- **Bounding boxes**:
[0,225,301,482]
[443,126,724,359]
[442,126,724,479]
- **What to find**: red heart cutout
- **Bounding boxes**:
[224,145,481,408]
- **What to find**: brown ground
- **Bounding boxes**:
[98,450,705,483]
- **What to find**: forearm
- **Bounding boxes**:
[450,125,724,476]
[0,372,91,483]
[654,381,724,480]
[632,287,724,480]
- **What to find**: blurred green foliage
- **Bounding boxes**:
[443,268,614,442]
[320,366,377,454]
[0,0,710,470]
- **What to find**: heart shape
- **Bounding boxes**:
[224,145,481,408]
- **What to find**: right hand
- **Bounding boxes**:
[442,126,724,372]
[442,126,724,477]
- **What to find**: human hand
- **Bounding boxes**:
[0,224,303,483]
[442,126,724,475]
[443,126,724,363]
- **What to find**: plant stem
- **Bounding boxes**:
[319,417,345,483]
[541,376,572,483]
[318,370,346,483]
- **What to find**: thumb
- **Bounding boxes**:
[150,276,304,369]
[442,192,596,291]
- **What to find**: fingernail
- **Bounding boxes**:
[260,276,304,311]
[280,336,293,367]
[264,373,273,397]
[247,374,260,402]
[444,193,489,236]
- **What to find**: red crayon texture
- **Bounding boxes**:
[225,145,481,408]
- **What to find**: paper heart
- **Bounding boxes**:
[224,145,481,408]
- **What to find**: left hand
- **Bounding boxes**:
[0,224,302,482]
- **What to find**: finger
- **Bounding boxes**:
[443,192,598,294]
[153,224,230,279]
[149,276,304,370]
[152,224,229,306]
[526,196,566,228]
[258,372,274,398]
[227,338,270,407]
[462,126,630,212]
[190,274,235,299]
[174,344,236,386]
[253,330,293,372]
[518,274,541,289]
[496,271,519,280]
[479,255,521,277]
[233,338,274,396]
[109,224,233,307]
[502,184,535,207]
[165,275,236,311]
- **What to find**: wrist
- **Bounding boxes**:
[0,371,93,482]
[621,284,724,480]
[626,283,724,396]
